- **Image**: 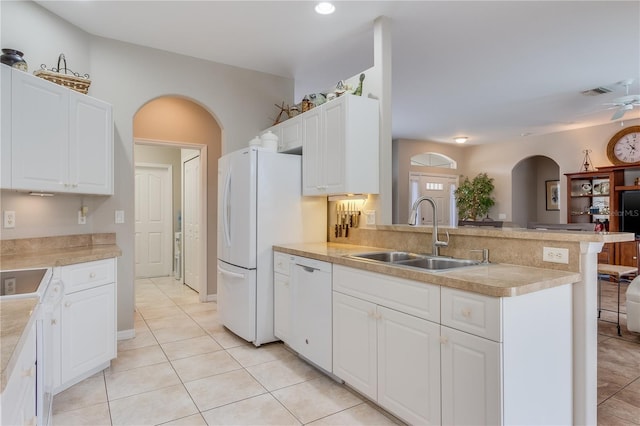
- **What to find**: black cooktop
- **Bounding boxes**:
[0,269,48,297]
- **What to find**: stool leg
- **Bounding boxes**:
[617,279,622,336]
[598,278,602,318]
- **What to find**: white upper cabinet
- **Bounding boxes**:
[1,65,113,195]
[302,95,379,196]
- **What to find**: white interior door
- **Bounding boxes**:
[183,156,200,292]
[135,164,172,278]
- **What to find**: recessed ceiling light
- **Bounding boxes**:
[315,2,335,15]
[454,137,468,144]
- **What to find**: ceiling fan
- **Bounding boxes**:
[603,79,640,120]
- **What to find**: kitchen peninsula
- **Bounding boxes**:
[274,225,632,425]
[0,233,121,425]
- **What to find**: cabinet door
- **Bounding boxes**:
[279,116,302,152]
[291,261,332,371]
[322,98,346,194]
[332,291,377,400]
[11,69,69,192]
[441,326,502,426]
[69,92,113,194]
[377,306,441,426]
[301,108,324,195]
[273,272,291,342]
[616,240,638,267]
[61,283,116,385]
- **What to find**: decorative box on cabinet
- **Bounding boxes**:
[0,64,113,195]
[302,95,379,196]
[53,258,117,392]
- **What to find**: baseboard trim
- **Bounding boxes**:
[204,293,217,302]
[117,329,135,340]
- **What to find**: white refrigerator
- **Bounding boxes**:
[217,147,326,346]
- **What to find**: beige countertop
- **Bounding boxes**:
[274,242,582,298]
[1,297,39,392]
[0,233,121,393]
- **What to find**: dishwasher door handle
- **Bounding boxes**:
[297,264,318,273]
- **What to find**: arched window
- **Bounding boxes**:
[410,152,457,169]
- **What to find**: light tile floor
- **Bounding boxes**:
[52,276,640,425]
[52,276,402,425]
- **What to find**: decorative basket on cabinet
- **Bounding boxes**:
[33,53,91,94]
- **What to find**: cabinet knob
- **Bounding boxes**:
[439,336,449,345]
[89,272,96,278]
[51,319,57,325]
[65,302,71,308]
[26,417,37,426]
[461,308,472,318]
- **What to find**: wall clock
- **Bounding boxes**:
[606,125,640,165]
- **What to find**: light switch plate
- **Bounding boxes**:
[115,210,125,224]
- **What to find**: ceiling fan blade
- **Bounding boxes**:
[611,108,626,120]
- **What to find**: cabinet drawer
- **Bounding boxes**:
[441,287,502,342]
[273,252,291,276]
[61,258,115,294]
[333,265,439,322]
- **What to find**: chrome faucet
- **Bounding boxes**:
[408,195,449,256]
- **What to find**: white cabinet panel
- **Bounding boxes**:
[441,325,502,426]
[302,95,379,196]
[332,291,377,400]
[377,306,441,426]
[61,283,116,385]
[10,68,68,192]
[273,272,291,342]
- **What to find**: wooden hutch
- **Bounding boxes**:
[566,165,640,266]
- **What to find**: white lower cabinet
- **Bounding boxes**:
[0,322,37,426]
[332,265,572,426]
[54,258,117,392]
[440,325,501,425]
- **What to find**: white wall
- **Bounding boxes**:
[1,0,294,333]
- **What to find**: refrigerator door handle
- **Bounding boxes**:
[222,165,232,248]
[217,265,245,280]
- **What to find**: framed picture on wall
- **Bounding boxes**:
[546,180,560,211]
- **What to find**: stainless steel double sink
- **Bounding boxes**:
[347,251,481,272]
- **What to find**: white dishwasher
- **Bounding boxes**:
[290,255,332,372]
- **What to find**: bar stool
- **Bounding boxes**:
[597,264,637,336]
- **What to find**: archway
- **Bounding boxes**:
[133,96,222,301]
[511,155,560,228]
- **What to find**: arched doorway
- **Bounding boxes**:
[511,155,560,228]
[133,96,222,301]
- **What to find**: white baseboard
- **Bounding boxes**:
[117,329,135,340]
[204,293,217,302]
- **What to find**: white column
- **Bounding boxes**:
[574,241,603,425]
[374,16,392,224]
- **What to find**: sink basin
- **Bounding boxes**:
[395,256,480,271]
[348,251,424,263]
[348,251,481,272]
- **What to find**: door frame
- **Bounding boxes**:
[134,138,209,302]
[134,162,173,278]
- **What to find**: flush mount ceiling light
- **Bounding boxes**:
[315,2,335,15]
[454,137,468,144]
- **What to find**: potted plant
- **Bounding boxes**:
[455,173,496,224]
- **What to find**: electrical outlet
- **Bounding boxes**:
[3,211,15,228]
[543,247,569,264]
[78,210,86,225]
[365,210,376,225]
[3,278,16,295]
